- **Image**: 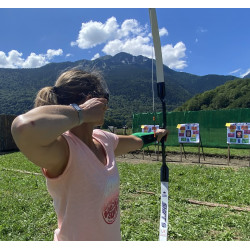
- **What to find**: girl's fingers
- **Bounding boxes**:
[156,129,169,142]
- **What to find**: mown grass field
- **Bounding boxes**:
[0,151,249,241]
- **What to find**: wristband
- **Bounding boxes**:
[132,132,157,148]
[70,103,84,125]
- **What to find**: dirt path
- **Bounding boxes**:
[116,151,250,168]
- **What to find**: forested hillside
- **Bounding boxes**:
[175,78,250,112]
[0,52,238,127]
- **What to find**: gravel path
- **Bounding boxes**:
[116,150,250,168]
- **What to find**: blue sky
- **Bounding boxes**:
[1,1,250,78]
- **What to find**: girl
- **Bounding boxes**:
[11,69,168,241]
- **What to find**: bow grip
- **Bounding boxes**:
[157,82,166,101]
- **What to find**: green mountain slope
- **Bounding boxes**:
[0,52,238,127]
[175,78,250,111]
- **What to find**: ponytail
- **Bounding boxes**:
[34,86,58,107]
[34,69,109,108]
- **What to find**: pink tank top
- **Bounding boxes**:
[42,129,121,241]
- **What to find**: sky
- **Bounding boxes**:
[0,1,250,78]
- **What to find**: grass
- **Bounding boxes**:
[119,162,250,241]
[164,145,250,158]
[0,153,56,241]
[0,151,250,241]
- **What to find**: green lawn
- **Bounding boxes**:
[0,152,249,241]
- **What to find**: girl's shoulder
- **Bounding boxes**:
[93,129,119,148]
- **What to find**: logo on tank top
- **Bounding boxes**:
[102,193,119,224]
[102,173,119,224]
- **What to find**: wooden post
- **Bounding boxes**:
[123,125,128,135]
[180,143,182,162]
[198,142,200,163]
[183,143,187,159]
[227,144,230,166]
[0,115,18,151]
[201,145,205,161]
[199,134,205,161]
[249,148,250,167]
[154,143,160,161]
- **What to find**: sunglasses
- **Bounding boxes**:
[103,93,109,102]
[92,93,109,102]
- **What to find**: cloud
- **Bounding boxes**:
[46,49,63,59]
[102,36,151,58]
[118,19,145,38]
[71,17,119,49]
[162,42,187,70]
[159,27,168,36]
[91,53,100,60]
[195,27,207,45]
[0,50,24,68]
[22,52,48,68]
[197,27,208,33]
[240,69,250,78]
[72,17,187,70]
[66,53,73,58]
[0,49,63,68]
[229,68,241,75]
[71,17,148,49]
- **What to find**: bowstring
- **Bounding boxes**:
[152,44,155,114]
[151,44,161,226]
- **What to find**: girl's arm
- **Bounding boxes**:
[11,98,107,177]
[115,129,168,156]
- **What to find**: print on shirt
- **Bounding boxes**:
[102,193,119,224]
[102,175,119,224]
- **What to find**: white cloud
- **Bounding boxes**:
[0,49,63,68]
[229,68,241,75]
[22,52,48,68]
[0,50,24,68]
[159,27,168,36]
[46,49,63,59]
[197,27,208,33]
[66,53,73,58]
[91,53,100,60]
[71,17,149,49]
[102,36,151,57]
[240,69,250,78]
[71,17,119,49]
[72,16,187,70]
[162,42,187,69]
[118,19,146,38]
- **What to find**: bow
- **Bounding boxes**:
[149,8,169,241]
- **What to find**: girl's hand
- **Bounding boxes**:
[79,98,108,125]
[155,129,169,142]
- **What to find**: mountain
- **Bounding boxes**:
[243,73,250,79]
[175,78,250,111]
[0,52,238,127]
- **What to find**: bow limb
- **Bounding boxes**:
[149,8,164,84]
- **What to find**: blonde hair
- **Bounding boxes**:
[34,69,108,107]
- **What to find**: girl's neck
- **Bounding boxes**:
[70,123,106,165]
[70,123,95,147]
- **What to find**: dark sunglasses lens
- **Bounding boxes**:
[104,93,109,102]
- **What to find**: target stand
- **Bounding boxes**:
[177,123,205,163]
